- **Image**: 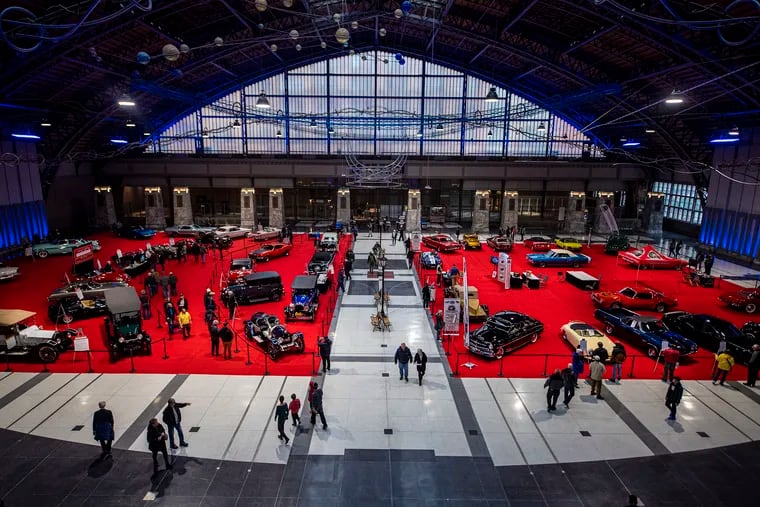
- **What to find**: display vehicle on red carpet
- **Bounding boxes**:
[560,321,616,354]
[742,321,760,341]
[467,311,544,359]
[591,286,678,312]
[32,238,101,258]
[420,251,442,269]
[618,245,687,269]
[662,311,753,363]
[164,224,216,237]
[70,270,130,284]
[197,233,232,250]
[213,225,252,239]
[111,251,151,277]
[285,275,319,322]
[422,234,461,252]
[594,307,698,358]
[554,237,583,251]
[0,263,20,281]
[0,309,75,363]
[605,233,630,254]
[485,235,513,252]
[243,312,305,359]
[461,234,482,250]
[103,287,151,361]
[115,225,156,239]
[523,236,555,251]
[224,271,284,304]
[527,249,591,268]
[319,232,339,251]
[227,258,254,285]
[308,252,335,293]
[719,288,760,314]
[249,242,292,262]
[48,280,130,323]
[250,227,281,241]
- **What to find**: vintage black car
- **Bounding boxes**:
[308,251,335,293]
[285,275,319,321]
[0,309,75,363]
[103,287,151,361]
[48,281,129,323]
[225,271,284,304]
[663,311,754,363]
[605,233,630,254]
[197,232,232,250]
[468,311,544,359]
[243,312,305,359]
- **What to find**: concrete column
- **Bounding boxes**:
[241,188,256,229]
[564,192,587,234]
[172,187,193,225]
[93,186,116,228]
[337,188,351,226]
[472,190,490,233]
[144,187,166,230]
[406,189,422,233]
[500,191,519,233]
[594,193,615,234]
[268,188,284,229]
[644,192,665,237]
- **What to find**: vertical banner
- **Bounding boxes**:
[443,298,460,334]
[411,231,421,251]
[497,253,509,283]
[463,257,470,348]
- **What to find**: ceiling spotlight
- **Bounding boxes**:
[424,184,432,190]
[143,132,151,136]
[255,91,271,108]
[415,129,423,138]
[309,118,317,128]
[729,126,740,136]
[12,133,41,140]
[645,128,656,133]
[710,137,739,144]
[622,140,640,147]
[125,119,136,127]
[110,138,128,144]
[275,129,282,137]
[665,90,684,104]
[435,123,444,131]
[202,129,210,138]
[485,87,499,103]
[118,95,136,107]
[537,122,546,132]
[328,126,335,134]
[232,119,241,129]
[40,119,52,127]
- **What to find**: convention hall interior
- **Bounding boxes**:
[1,1,760,506]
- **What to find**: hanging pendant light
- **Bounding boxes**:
[485,87,499,103]
[255,91,271,108]
[537,122,546,133]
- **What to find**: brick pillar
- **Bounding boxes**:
[269,188,284,229]
[172,187,193,225]
[93,186,116,228]
[144,187,166,230]
[565,192,587,234]
[644,192,665,237]
[594,193,615,234]
[241,188,256,229]
[500,191,518,234]
[406,189,421,233]
[336,188,351,227]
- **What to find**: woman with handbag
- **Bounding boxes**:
[414,348,428,386]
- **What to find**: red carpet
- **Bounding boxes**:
[0,233,350,376]
[418,242,753,381]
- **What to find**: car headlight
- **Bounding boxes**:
[488,343,494,350]
[289,304,295,309]
[137,333,143,340]
[118,337,125,343]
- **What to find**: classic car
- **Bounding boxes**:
[32,238,101,258]
[594,307,698,358]
[116,225,156,239]
[319,232,339,251]
[554,237,583,252]
[249,242,292,262]
[47,281,129,323]
[197,232,232,250]
[250,226,282,241]
[111,250,152,277]
[420,251,442,269]
[227,258,254,285]
[213,225,252,239]
[224,271,284,304]
[523,236,556,251]
[486,235,513,252]
[0,309,76,363]
[605,233,630,254]
[69,270,130,285]
[468,311,544,359]
[449,284,489,322]
[0,263,20,282]
[284,275,319,321]
[560,321,617,354]
[164,224,216,237]
[591,286,678,312]
[243,312,305,359]
[527,248,591,267]
[308,251,335,293]
[618,245,687,270]
[662,311,754,363]
[422,234,462,252]
[103,287,151,361]
[741,321,760,341]
[461,234,482,250]
[719,288,760,314]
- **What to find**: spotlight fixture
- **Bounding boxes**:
[484,87,499,103]
[201,129,210,138]
[622,140,641,147]
[110,138,128,144]
[728,126,740,136]
[665,90,684,104]
[11,133,41,140]
[645,128,656,133]
[309,118,317,128]
[435,123,444,131]
[328,126,335,134]
[710,137,739,144]
[117,95,136,107]
[125,119,136,127]
[232,119,241,129]
[487,129,493,137]
[255,91,271,108]
[424,184,432,190]
[276,129,282,137]
[415,129,423,138]
[40,119,52,127]
[143,132,151,136]
[537,122,546,132]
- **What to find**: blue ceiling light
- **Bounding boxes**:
[710,137,739,144]
[12,133,41,140]
[622,140,641,147]
[110,138,128,144]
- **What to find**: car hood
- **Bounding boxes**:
[651,329,697,350]
[719,293,748,302]
[251,248,269,255]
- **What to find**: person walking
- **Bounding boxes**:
[219,321,234,360]
[318,335,332,373]
[162,398,191,449]
[544,368,565,411]
[176,293,188,312]
[695,250,705,271]
[675,240,683,256]
[434,310,445,341]
[421,283,431,310]
[160,273,170,299]
[147,418,172,472]
[337,268,345,294]
[140,289,151,320]
[589,356,605,399]
[406,248,415,269]
[367,251,376,274]
[200,244,207,264]
[168,272,178,297]
[578,337,588,357]
[92,401,114,460]
[704,254,715,276]
[352,224,358,242]
[561,363,576,408]
[713,350,735,385]
[289,393,301,426]
[310,382,327,430]
[414,348,428,386]
[571,348,585,387]
[178,308,192,339]
[343,257,353,280]
[665,377,684,421]
[661,347,680,382]
[436,263,444,286]
[668,239,676,257]
[394,342,413,382]
[209,319,220,357]
[164,302,176,334]
[609,343,626,383]
[274,395,290,444]
[745,344,760,387]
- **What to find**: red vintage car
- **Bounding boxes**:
[422,234,462,252]
[227,268,253,285]
[719,289,760,314]
[523,236,556,252]
[618,245,687,269]
[249,242,292,261]
[250,227,281,241]
[486,235,513,252]
[69,270,130,284]
[591,286,678,312]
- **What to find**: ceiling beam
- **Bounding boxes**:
[469,45,490,65]
[499,0,539,38]
[562,25,617,55]
[425,0,455,51]
[218,0,252,31]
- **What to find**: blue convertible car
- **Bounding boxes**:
[526,248,591,268]
[420,251,442,269]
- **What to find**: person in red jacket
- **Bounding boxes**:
[289,393,301,426]
[661,347,680,382]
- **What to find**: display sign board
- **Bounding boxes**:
[168,238,175,246]
[75,288,84,300]
[74,336,90,352]
[443,297,460,334]
[146,242,152,250]
[72,242,95,276]
[497,253,509,283]
[24,247,33,257]
[411,231,422,252]
[96,259,102,270]
[116,249,123,258]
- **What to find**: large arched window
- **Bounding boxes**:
[155,50,596,158]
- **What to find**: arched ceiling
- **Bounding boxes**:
[1,0,758,173]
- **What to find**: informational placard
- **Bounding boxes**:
[72,243,94,265]
[443,297,460,334]
[497,253,510,284]
[75,287,84,300]
[168,237,175,246]
[73,336,90,352]
[146,242,152,250]
[411,231,422,252]
[24,247,33,257]
[116,249,123,258]
[96,259,102,270]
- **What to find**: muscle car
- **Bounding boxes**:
[164,224,216,237]
[422,234,462,252]
[560,321,616,353]
[594,307,698,358]
[250,227,282,241]
[527,249,591,267]
[213,225,253,239]
[32,238,101,258]
[554,237,583,251]
[591,286,678,312]
[719,289,760,314]
[47,281,129,323]
[249,242,292,261]
[618,245,687,269]
[662,311,754,363]
[116,225,156,239]
[523,236,556,251]
[461,234,482,250]
[0,263,20,281]
[227,258,254,285]
[468,311,543,359]
[486,235,513,252]
[420,251,442,269]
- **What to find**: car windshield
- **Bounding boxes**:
[573,327,603,338]
[641,320,667,333]
[116,314,140,334]
[293,288,313,296]
[709,320,741,338]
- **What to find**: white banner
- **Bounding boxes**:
[443,297,460,334]
[463,257,470,348]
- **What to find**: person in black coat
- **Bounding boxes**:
[162,398,191,449]
[592,342,609,364]
[704,254,715,276]
[744,344,760,387]
[209,320,220,357]
[92,401,114,460]
[665,377,684,420]
[147,418,172,472]
[274,395,290,444]
[561,363,576,408]
[318,335,332,373]
[421,284,431,309]
[544,369,565,412]
[414,348,428,386]
[394,342,413,382]
[310,382,327,430]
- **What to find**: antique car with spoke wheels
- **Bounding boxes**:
[285,275,319,322]
[468,311,544,359]
[527,249,591,268]
[0,309,75,363]
[243,312,305,360]
[591,286,677,312]
[224,271,284,305]
[719,288,760,314]
[104,287,151,361]
[594,307,698,358]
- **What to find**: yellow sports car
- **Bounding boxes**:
[554,237,583,251]
[560,321,617,353]
[461,233,482,250]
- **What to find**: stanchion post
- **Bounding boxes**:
[87,351,93,373]
[156,306,163,329]
[246,344,252,366]
[42,359,49,373]
[498,355,504,377]
[542,354,548,376]
[162,337,169,359]
[234,330,240,353]
[129,349,136,373]
[5,351,11,372]
[446,334,452,356]
[454,352,460,376]
[312,352,316,375]
[264,351,269,375]
[629,356,636,378]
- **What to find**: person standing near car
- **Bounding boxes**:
[274,395,290,444]
[219,321,234,360]
[713,350,735,385]
[434,310,445,341]
[164,301,176,334]
[592,341,609,364]
[147,418,172,473]
[343,256,353,281]
[414,348,427,386]
[745,344,760,387]
[92,401,114,460]
[176,293,188,312]
[571,348,585,387]
[140,290,151,320]
[561,363,576,408]
[209,319,220,357]
[704,253,715,276]
[318,335,332,373]
[162,398,190,449]
[665,377,684,421]
[178,308,192,339]
[421,283,431,310]
[589,356,605,399]
[394,342,413,382]
[160,272,170,299]
[544,369,565,412]
[168,272,178,297]
[609,343,626,383]
[661,347,680,382]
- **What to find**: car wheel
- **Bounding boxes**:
[539,262,546,268]
[605,324,615,335]
[36,249,48,258]
[268,343,279,360]
[647,346,658,358]
[37,345,58,363]
[271,291,282,302]
[495,348,504,359]
[530,333,539,343]
[293,337,304,353]
[145,344,152,355]
[655,303,666,312]
[610,303,622,310]
[62,314,74,324]
[745,303,757,314]
[572,262,579,268]
[746,332,756,342]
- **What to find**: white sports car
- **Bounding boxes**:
[213,225,253,239]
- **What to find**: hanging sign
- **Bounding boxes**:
[443,297,460,334]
